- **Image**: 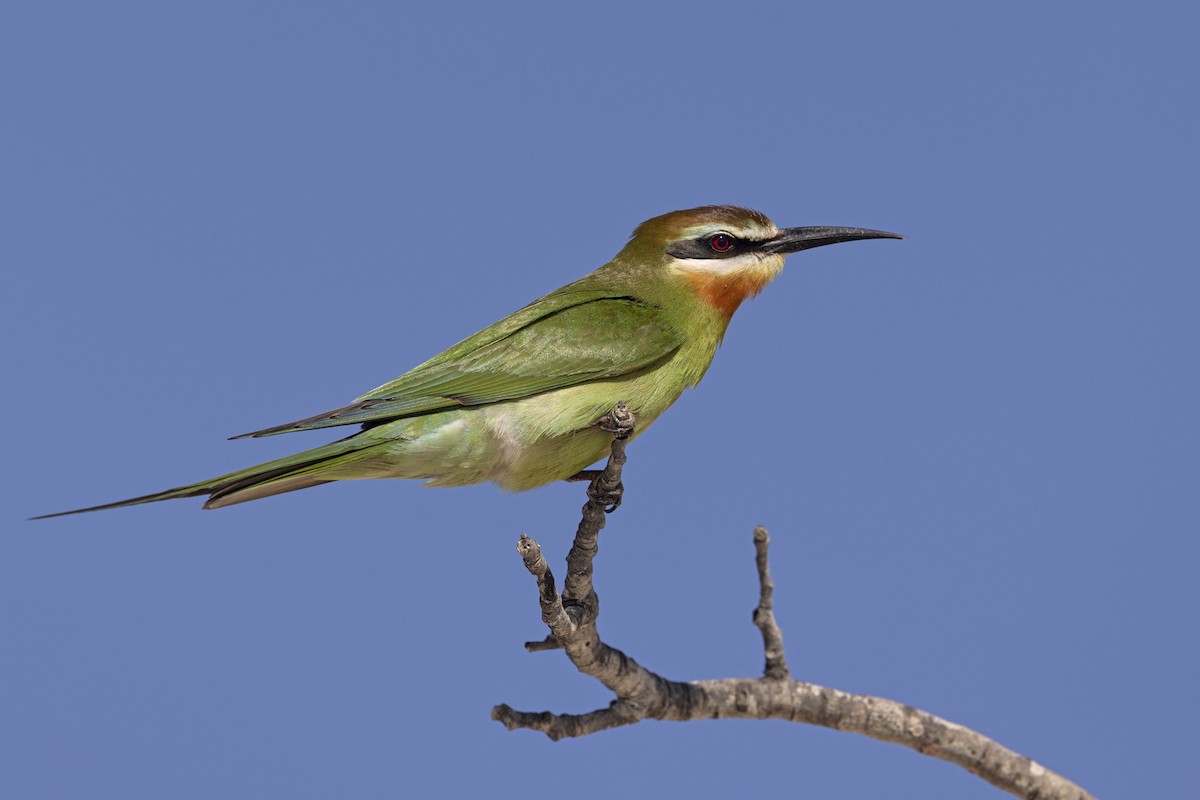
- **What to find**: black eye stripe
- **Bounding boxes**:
[665,232,756,260]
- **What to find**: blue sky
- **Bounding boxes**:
[3,2,1197,797]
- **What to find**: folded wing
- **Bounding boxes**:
[233,292,682,438]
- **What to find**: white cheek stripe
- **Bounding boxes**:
[669,253,769,276]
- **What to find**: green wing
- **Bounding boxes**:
[234,289,683,438]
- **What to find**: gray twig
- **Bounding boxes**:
[752,525,791,680]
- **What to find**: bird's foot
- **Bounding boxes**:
[596,401,635,439]
[565,403,634,512]
[564,470,623,511]
[588,475,624,513]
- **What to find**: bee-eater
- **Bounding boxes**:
[36,206,900,518]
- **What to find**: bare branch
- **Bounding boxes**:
[515,533,574,639]
[752,525,790,680]
[493,403,1095,800]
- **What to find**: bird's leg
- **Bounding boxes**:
[562,403,635,509]
[580,402,636,512]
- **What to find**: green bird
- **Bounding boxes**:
[36,206,900,518]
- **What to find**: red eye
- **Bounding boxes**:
[709,234,733,252]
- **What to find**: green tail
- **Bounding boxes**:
[32,435,383,519]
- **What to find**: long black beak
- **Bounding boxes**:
[761,226,903,255]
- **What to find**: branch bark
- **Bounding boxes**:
[493,403,1095,800]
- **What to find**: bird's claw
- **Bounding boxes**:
[597,401,635,439]
[588,478,624,513]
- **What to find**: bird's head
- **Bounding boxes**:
[623,205,901,319]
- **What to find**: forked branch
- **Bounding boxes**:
[492,404,1094,800]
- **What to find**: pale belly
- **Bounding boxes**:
[330,382,673,491]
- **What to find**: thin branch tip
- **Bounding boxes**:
[524,635,563,652]
[750,525,791,680]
